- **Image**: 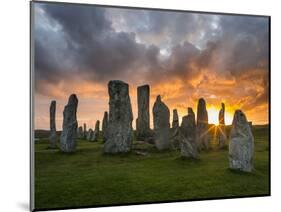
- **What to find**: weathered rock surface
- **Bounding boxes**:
[103,80,133,153]
[179,107,198,158]
[182,108,197,142]
[77,126,84,139]
[60,94,78,152]
[102,111,109,142]
[49,100,57,148]
[92,120,100,142]
[177,128,198,159]
[196,98,210,150]
[229,110,254,172]
[136,85,150,140]
[83,123,87,139]
[172,109,179,129]
[170,109,181,150]
[217,103,227,148]
[86,128,94,141]
[153,95,170,150]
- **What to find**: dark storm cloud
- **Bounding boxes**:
[154,41,200,81]
[34,2,269,111]
[198,15,269,75]
[44,3,112,44]
[35,3,163,85]
[107,9,220,48]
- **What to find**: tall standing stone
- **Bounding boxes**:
[92,120,100,142]
[136,85,150,140]
[102,111,109,142]
[196,98,210,150]
[153,95,170,150]
[83,123,87,139]
[217,103,227,148]
[49,100,57,148]
[172,109,179,129]
[60,94,78,153]
[229,110,254,172]
[103,80,133,153]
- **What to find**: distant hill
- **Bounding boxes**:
[34,124,268,139]
[34,129,62,139]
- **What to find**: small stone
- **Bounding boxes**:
[229,110,254,172]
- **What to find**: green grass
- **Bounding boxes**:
[34,126,269,210]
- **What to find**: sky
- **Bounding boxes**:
[33,2,269,130]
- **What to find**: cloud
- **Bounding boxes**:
[33,2,269,128]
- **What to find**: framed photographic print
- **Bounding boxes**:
[30,0,270,211]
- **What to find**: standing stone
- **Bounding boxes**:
[136,85,150,140]
[83,123,87,138]
[182,108,197,141]
[60,94,78,152]
[49,100,57,148]
[196,98,210,151]
[172,109,179,129]
[92,120,100,142]
[170,109,180,149]
[179,107,198,158]
[103,80,133,153]
[153,95,170,150]
[86,128,94,141]
[77,126,84,139]
[102,111,109,142]
[217,103,227,148]
[229,110,254,172]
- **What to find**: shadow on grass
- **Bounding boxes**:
[102,151,133,158]
[174,156,201,164]
[227,168,255,176]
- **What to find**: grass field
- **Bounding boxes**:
[34,125,269,210]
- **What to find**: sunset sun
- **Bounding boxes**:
[207,106,233,126]
[207,107,219,126]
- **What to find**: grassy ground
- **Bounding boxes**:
[34,126,269,210]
